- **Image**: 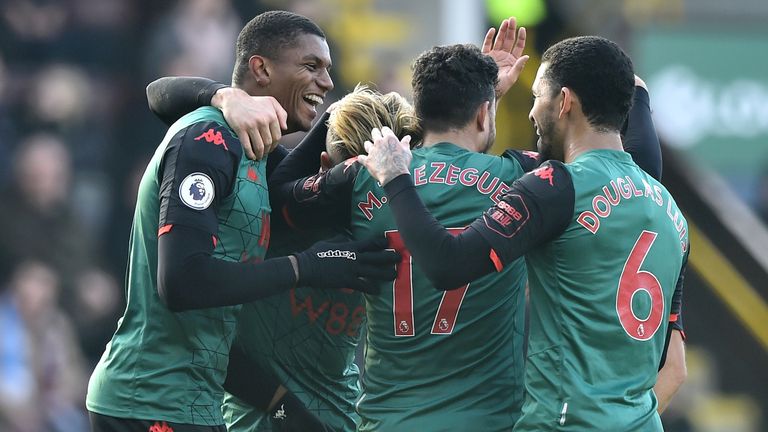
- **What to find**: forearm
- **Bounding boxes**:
[157,225,297,311]
[268,111,330,185]
[622,86,662,180]
[146,77,227,125]
[384,174,496,290]
[654,330,686,413]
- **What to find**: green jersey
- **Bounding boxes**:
[221,229,364,432]
[87,107,270,426]
[350,143,530,431]
[466,150,687,430]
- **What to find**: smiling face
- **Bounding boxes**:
[265,33,333,133]
[529,63,565,162]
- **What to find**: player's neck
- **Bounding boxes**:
[564,128,623,163]
[422,129,483,152]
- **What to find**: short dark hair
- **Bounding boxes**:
[411,44,498,133]
[541,36,634,132]
[232,10,325,85]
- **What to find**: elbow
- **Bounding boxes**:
[671,361,687,388]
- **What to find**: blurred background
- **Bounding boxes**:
[0,0,765,431]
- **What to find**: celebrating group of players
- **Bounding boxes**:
[85,9,688,432]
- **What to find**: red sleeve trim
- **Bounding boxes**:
[158,224,174,236]
[489,249,504,272]
[669,313,679,322]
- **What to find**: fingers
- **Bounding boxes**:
[248,129,266,160]
[257,122,274,155]
[363,140,373,154]
[512,26,527,59]
[270,97,288,130]
[482,27,495,54]
[513,55,530,75]
[401,135,412,150]
[236,129,256,160]
[494,18,510,52]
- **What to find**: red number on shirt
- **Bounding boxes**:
[386,229,470,337]
[616,230,664,341]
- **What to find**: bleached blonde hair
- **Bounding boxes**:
[327,84,422,161]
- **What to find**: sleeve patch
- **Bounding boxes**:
[179,172,215,210]
[483,193,531,238]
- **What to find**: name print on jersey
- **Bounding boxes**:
[577,175,688,252]
[357,163,512,221]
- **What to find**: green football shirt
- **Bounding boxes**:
[87,107,270,426]
[350,143,529,431]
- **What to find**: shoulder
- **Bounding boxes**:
[172,120,243,163]
[501,149,542,173]
[515,160,573,195]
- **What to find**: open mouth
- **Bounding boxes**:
[303,94,324,107]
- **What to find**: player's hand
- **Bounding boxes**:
[482,17,529,99]
[634,74,648,91]
[358,127,412,186]
[293,236,399,294]
[211,87,288,160]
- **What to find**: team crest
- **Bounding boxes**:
[179,172,215,210]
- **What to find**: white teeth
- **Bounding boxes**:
[304,94,323,105]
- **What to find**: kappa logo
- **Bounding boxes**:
[149,421,173,432]
[522,150,540,160]
[316,249,357,260]
[533,165,555,186]
[179,172,215,210]
[195,128,229,151]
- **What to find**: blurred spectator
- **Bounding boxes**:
[70,269,122,367]
[144,0,241,82]
[0,261,89,432]
[0,134,93,297]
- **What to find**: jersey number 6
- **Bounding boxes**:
[386,229,469,337]
[616,230,664,341]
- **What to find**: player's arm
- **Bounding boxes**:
[156,123,398,311]
[268,111,360,230]
[224,343,332,432]
[621,76,662,180]
[382,161,574,290]
[146,76,287,160]
[655,248,689,413]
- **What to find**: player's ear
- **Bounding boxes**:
[559,87,573,119]
[476,101,491,132]
[248,55,270,86]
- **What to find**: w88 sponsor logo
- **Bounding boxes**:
[290,289,365,337]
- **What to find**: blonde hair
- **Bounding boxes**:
[327,84,422,161]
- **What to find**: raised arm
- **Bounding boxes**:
[621,76,662,180]
[146,76,287,160]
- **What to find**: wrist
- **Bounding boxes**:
[210,86,234,110]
